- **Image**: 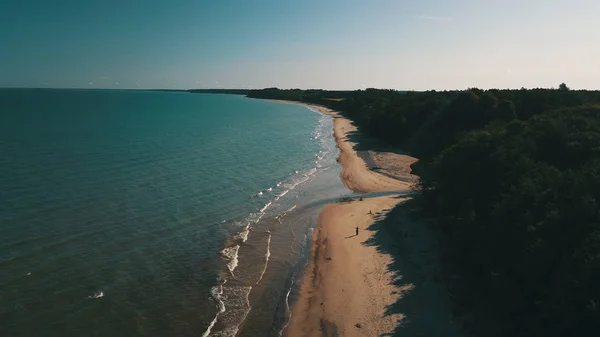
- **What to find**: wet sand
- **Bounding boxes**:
[267,99,463,337]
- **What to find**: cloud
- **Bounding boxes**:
[415,15,452,21]
[116,82,120,85]
[195,80,204,84]
[88,82,93,86]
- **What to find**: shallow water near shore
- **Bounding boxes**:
[0,89,349,336]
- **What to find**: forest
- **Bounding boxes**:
[245,85,600,336]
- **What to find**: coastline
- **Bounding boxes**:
[284,100,413,336]
[269,99,417,193]
[267,99,463,337]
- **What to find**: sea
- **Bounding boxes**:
[0,89,351,337]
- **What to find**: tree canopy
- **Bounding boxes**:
[245,85,600,336]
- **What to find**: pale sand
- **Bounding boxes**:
[330,116,414,193]
[270,99,417,193]
[266,99,461,337]
[286,196,407,337]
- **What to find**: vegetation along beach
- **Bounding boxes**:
[2,1,600,336]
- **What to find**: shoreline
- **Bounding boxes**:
[268,100,414,336]
[269,99,417,193]
[266,99,463,337]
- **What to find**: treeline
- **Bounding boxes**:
[246,85,600,336]
[187,89,251,95]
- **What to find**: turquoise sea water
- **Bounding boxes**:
[0,89,349,336]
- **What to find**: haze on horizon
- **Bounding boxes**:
[1,0,599,91]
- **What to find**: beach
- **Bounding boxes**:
[272,101,417,193]
[274,101,463,337]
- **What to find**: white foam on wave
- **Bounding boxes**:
[208,285,252,337]
[88,291,103,299]
[276,205,297,221]
[274,189,289,201]
[255,234,272,285]
[202,281,226,337]
[234,224,250,243]
[283,168,317,191]
[255,212,265,223]
[278,279,295,337]
[257,191,263,196]
[259,201,272,213]
[267,187,273,192]
[221,246,240,276]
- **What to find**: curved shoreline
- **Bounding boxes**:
[267,100,417,336]
[269,99,415,193]
[265,99,464,337]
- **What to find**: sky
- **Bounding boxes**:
[1,0,599,90]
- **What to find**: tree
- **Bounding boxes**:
[495,100,516,121]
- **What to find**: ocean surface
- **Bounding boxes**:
[0,89,350,336]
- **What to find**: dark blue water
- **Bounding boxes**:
[0,89,349,336]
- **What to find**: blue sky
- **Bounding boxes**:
[1,0,599,90]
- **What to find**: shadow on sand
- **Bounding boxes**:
[333,114,419,185]
[333,114,409,156]
[361,198,465,337]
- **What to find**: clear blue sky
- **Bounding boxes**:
[1,0,598,90]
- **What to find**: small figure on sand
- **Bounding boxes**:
[359,196,363,201]
[368,210,372,215]
[355,226,359,236]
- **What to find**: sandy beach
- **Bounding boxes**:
[270,100,463,337]
[272,100,417,193]
[286,195,408,336]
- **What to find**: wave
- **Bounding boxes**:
[251,186,275,198]
[202,284,252,337]
[202,281,226,337]
[87,291,103,299]
[255,233,271,285]
[283,171,314,191]
[259,201,272,213]
[234,224,250,243]
[278,279,294,337]
[221,246,240,276]
[212,285,252,337]
[209,109,334,336]
[274,189,289,200]
[275,205,297,221]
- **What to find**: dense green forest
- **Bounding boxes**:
[245,86,600,336]
[187,89,251,95]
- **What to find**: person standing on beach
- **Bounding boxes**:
[355,226,359,236]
